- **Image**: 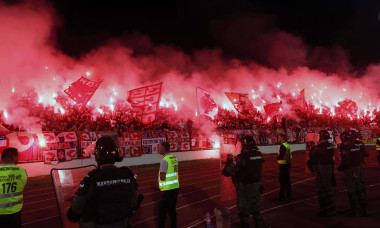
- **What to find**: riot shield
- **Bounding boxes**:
[51,165,97,228]
[220,143,237,201]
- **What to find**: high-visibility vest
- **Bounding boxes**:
[158,155,179,191]
[0,165,27,215]
[376,138,380,151]
[278,142,292,165]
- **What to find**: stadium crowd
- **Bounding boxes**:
[0,91,379,134]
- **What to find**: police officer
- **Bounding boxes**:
[350,130,369,166]
[67,137,140,227]
[222,136,264,228]
[0,148,28,228]
[376,132,380,167]
[338,132,367,217]
[308,130,336,217]
[276,133,292,201]
[158,141,179,228]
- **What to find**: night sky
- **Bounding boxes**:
[50,0,380,71]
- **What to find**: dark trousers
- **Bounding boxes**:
[342,166,367,213]
[279,164,291,199]
[316,164,335,211]
[0,211,22,228]
[236,182,264,228]
[158,188,179,228]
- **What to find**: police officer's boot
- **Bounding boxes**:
[347,196,360,217]
[326,205,336,217]
[359,198,367,216]
[317,196,328,217]
[254,217,264,228]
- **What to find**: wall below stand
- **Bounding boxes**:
[20,144,307,177]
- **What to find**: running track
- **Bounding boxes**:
[22,147,380,227]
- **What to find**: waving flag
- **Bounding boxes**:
[338,98,358,115]
[196,87,218,118]
[292,89,308,111]
[225,92,255,118]
[264,102,282,116]
[64,76,102,110]
[127,82,163,125]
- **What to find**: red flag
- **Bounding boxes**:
[127,82,163,125]
[196,87,218,118]
[264,102,282,116]
[225,92,255,118]
[292,89,308,111]
[64,76,102,109]
[338,98,358,115]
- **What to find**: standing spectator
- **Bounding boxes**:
[158,142,179,228]
[276,133,292,202]
[0,148,28,228]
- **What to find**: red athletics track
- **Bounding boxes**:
[22,146,380,228]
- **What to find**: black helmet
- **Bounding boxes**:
[340,132,351,143]
[318,130,331,141]
[95,137,122,165]
[241,135,258,150]
[349,130,359,140]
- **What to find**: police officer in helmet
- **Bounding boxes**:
[338,132,367,217]
[308,130,336,217]
[350,130,369,164]
[222,136,264,228]
[67,137,141,227]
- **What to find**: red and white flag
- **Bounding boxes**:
[127,82,163,125]
[64,76,102,110]
[338,98,358,115]
[196,87,218,118]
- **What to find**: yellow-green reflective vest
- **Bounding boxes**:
[376,138,380,151]
[0,165,27,215]
[158,155,179,191]
[278,142,292,165]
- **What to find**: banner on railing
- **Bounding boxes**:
[166,131,191,152]
[191,131,211,149]
[119,132,142,157]
[0,131,40,162]
[42,132,77,163]
[141,131,166,154]
[77,131,101,158]
[219,130,238,145]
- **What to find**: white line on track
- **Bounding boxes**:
[141,185,220,207]
[185,162,380,228]
[24,187,53,193]
[23,197,56,205]
[228,182,380,225]
[138,172,219,185]
[22,205,57,214]
[141,177,220,194]
[21,215,59,226]
[132,160,319,225]
[24,191,55,199]
[133,195,220,225]
[134,155,308,180]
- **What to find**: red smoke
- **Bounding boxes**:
[0,1,379,131]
